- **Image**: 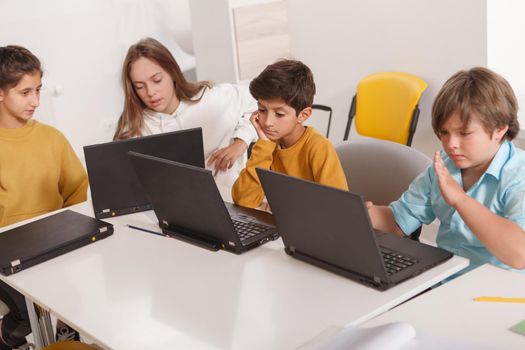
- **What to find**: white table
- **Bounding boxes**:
[0,202,468,350]
[361,264,525,349]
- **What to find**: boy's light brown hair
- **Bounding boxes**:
[249,59,316,115]
[432,67,519,141]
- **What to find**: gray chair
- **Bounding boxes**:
[335,138,431,240]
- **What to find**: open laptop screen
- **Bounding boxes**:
[84,128,204,218]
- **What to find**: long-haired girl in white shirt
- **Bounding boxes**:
[114,37,257,188]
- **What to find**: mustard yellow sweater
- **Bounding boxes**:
[0,120,88,227]
[232,127,348,208]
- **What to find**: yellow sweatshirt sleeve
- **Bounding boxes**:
[231,140,276,208]
[309,139,349,191]
[59,138,88,207]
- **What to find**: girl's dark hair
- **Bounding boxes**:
[0,45,42,90]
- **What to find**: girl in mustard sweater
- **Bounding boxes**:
[0,45,87,349]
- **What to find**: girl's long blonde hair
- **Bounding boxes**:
[113,37,211,140]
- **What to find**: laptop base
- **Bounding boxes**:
[286,248,390,290]
[161,225,220,252]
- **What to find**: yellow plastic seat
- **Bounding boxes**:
[43,341,100,350]
[343,72,427,146]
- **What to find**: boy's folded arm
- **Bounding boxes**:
[368,204,404,237]
[454,194,525,269]
[231,140,275,208]
[436,156,525,268]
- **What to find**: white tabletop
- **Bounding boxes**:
[0,202,468,350]
[361,264,525,350]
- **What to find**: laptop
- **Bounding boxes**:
[0,210,113,276]
[256,168,453,291]
[84,128,204,219]
[128,152,279,254]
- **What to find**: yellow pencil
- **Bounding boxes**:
[473,296,525,303]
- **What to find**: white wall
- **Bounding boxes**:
[1,0,487,158]
[0,0,193,157]
[286,0,487,156]
[487,0,525,130]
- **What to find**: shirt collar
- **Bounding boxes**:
[442,140,512,182]
[0,119,36,139]
[484,140,512,180]
[145,99,190,119]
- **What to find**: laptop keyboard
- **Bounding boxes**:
[381,249,417,276]
[232,219,270,241]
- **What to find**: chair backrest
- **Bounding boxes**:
[304,104,333,137]
[335,138,431,205]
[344,72,427,146]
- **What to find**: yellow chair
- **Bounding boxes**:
[43,340,100,350]
[343,72,427,146]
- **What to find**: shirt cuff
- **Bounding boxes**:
[389,201,423,236]
[234,128,257,145]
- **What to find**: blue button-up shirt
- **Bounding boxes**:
[390,140,525,275]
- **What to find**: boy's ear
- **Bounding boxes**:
[297,107,312,123]
[494,124,509,141]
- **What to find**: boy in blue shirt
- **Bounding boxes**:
[368,67,525,275]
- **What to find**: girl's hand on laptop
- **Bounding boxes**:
[434,151,466,208]
[250,112,270,142]
[208,138,248,172]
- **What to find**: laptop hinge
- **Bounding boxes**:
[289,246,296,253]
[373,276,382,283]
[10,259,21,267]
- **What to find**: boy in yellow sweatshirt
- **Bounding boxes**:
[232,59,348,208]
[0,45,87,349]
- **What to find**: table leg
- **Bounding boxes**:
[25,298,54,349]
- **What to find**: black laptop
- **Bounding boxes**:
[0,210,113,276]
[256,168,453,291]
[84,128,204,219]
[128,152,279,254]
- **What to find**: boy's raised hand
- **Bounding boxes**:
[250,112,270,142]
[434,151,466,208]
